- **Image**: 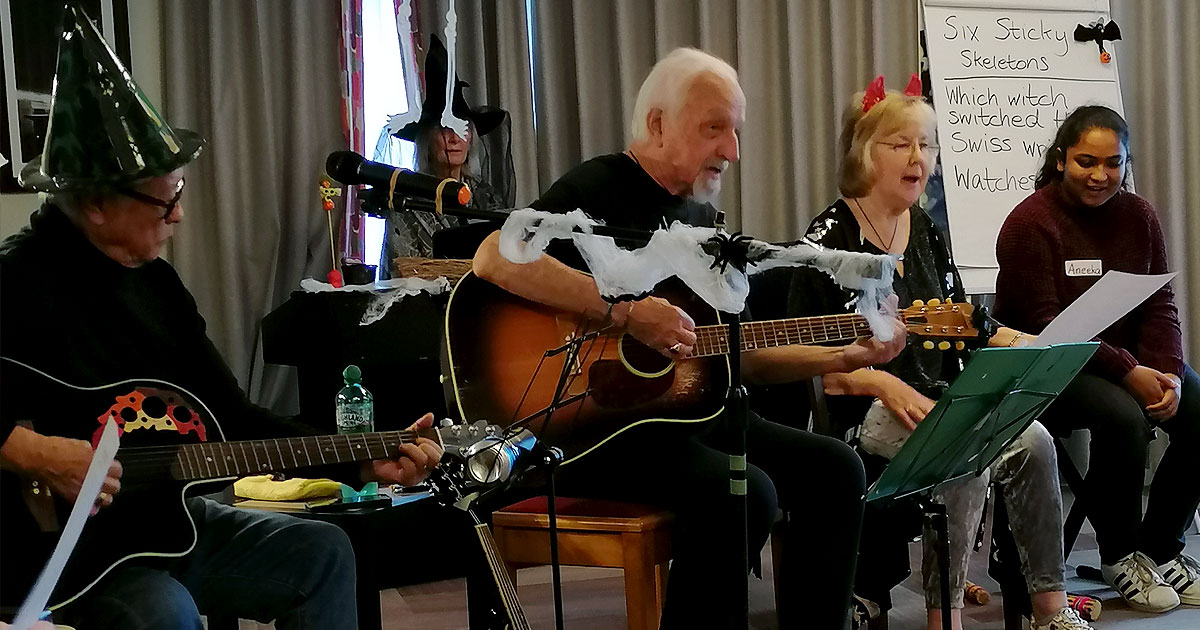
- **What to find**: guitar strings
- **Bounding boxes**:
[111,430,421,455]
[694,314,865,354]
[503,308,612,435]
[562,317,612,431]
[111,431,421,459]
[692,313,870,355]
[534,313,595,440]
[479,525,528,626]
[502,289,621,429]
[112,432,423,478]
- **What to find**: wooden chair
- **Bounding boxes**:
[491,496,673,630]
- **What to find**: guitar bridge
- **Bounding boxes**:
[564,335,585,376]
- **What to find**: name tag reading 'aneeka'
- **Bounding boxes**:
[1065,259,1103,277]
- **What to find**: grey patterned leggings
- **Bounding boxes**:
[860,402,1066,608]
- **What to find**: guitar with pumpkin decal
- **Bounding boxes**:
[0,356,501,612]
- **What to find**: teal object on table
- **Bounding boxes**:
[341,482,380,502]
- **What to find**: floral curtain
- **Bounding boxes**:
[338,0,366,263]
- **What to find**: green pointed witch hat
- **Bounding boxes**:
[18,4,204,192]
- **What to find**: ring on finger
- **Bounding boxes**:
[669,342,682,353]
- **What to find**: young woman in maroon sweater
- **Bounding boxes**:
[995,105,1199,614]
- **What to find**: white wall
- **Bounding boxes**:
[0,0,162,240]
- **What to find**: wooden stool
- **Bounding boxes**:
[492,497,673,630]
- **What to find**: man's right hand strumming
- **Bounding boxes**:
[617,297,697,358]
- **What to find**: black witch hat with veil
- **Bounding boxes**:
[369,35,514,269]
[372,35,513,210]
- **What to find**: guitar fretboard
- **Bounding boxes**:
[692,313,872,358]
[123,430,425,481]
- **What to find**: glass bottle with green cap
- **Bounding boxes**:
[335,365,374,434]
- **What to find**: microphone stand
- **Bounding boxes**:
[708,215,752,629]
[469,438,566,630]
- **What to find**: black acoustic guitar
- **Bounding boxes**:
[0,356,482,612]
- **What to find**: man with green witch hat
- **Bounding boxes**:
[0,6,439,628]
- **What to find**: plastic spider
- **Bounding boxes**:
[703,231,761,274]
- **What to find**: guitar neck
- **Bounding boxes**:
[123,430,426,482]
[475,522,531,629]
[692,313,871,358]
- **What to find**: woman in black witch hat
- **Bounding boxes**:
[378,35,511,269]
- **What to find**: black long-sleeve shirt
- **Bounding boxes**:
[0,205,315,445]
[1,206,372,606]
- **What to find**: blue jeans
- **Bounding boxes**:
[55,497,357,630]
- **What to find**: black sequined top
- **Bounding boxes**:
[786,199,967,432]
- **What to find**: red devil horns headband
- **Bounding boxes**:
[862,73,923,113]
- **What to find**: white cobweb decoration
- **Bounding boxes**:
[438,0,469,141]
[498,208,899,341]
[299,276,450,326]
[384,0,423,135]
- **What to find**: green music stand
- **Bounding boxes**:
[866,343,1098,629]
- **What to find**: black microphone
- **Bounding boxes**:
[325,150,471,209]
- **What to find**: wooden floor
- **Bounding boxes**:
[225,495,1200,629]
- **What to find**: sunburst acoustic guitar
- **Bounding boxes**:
[443,272,979,464]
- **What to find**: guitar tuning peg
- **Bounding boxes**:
[928,298,941,307]
[955,341,965,351]
[938,341,951,351]
[912,299,925,307]
[945,297,953,305]
[923,340,935,350]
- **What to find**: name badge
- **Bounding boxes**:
[1065,259,1103,277]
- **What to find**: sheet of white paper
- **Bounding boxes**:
[1033,271,1177,347]
[12,421,120,629]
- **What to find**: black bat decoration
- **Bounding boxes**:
[1074,18,1122,64]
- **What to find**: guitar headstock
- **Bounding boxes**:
[437,419,506,458]
[900,298,978,351]
[427,420,503,513]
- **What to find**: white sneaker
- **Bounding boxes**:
[1031,607,1094,630]
[1102,551,1181,613]
[1157,552,1200,606]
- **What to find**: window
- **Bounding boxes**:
[359,0,418,276]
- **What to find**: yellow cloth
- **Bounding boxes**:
[233,475,343,501]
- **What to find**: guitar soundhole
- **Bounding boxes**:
[618,335,673,377]
[142,396,167,419]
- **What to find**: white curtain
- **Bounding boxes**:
[161,0,345,411]
[1110,0,1199,359]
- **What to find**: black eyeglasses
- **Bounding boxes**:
[118,178,186,220]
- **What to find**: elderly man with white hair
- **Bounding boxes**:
[473,48,906,628]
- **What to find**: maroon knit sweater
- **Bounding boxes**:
[994,183,1183,382]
